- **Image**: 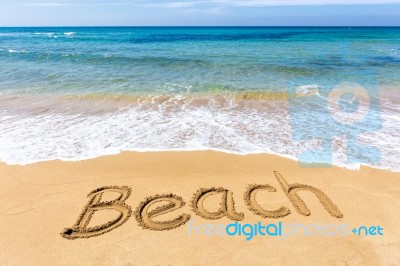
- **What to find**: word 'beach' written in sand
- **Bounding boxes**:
[61,171,343,239]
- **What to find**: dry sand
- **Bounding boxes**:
[0,151,399,265]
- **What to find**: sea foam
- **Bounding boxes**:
[0,93,399,172]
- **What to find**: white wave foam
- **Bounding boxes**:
[296,84,320,97]
[7,49,27,54]
[64,32,76,36]
[0,95,399,172]
[33,32,54,37]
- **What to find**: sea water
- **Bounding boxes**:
[0,27,399,170]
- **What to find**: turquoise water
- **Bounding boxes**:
[0,27,399,170]
[1,27,400,94]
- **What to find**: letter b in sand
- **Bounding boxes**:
[61,186,132,239]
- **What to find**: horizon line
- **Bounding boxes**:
[1,25,400,28]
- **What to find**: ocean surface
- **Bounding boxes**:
[0,27,399,170]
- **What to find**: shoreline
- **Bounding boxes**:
[0,150,399,265]
[1,89,399,172]
[1,149,398,173]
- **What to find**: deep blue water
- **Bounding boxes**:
[0,27,399,95]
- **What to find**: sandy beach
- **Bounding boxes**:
[0,151,399,265]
